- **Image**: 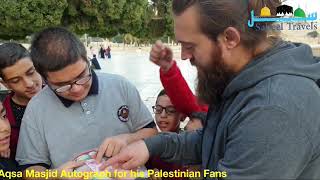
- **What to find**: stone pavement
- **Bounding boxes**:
[95,51,198,113]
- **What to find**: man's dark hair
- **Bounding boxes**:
[172,0,281,49]
[30,27,88,78]
[0,43,30,79]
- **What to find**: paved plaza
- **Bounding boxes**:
[95,51,198,113]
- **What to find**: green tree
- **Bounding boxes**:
[133,3,155,42]
[147,0,174,40]
[120,0,148,35]
[0,0,174,41]
[62,0,149,38]
[112,34,124,43]
[61,0,125,37]
[0,0,67,39]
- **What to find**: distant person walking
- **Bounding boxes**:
[91,54,101,70]
[99,45,105,59]
[106,46,111,59]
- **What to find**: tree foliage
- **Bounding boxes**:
[151,0,174,38]
[0,0,67,39]
[0,0,174,41]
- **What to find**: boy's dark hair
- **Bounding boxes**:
[156,89,171,105]
[0,43,30,79]
[30,27,88,78]
[157,89,167,100]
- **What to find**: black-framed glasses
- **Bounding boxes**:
[152,105,177,115]
[49,68,92,93]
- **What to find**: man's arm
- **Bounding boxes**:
[124,127,158,144]
[145,129,203,165]
[103,129,203,170]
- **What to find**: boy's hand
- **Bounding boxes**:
[100,140,150,170]
[150,40,174,72]
[0,148,10,158]
[96,134,131,163]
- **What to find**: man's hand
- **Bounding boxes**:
[100,140,150,170]
[150,40,174,72]
[96,134,131,163]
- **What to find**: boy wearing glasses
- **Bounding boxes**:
[0,43,43,171]
[152,89,185,133]
[150,41,208,131]
[16,27,157,173]
[147,89,199,179]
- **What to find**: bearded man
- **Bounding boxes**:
[103,0,320,179]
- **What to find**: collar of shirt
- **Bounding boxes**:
[56,70,99,108]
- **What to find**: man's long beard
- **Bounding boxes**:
[195,47,235,107]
